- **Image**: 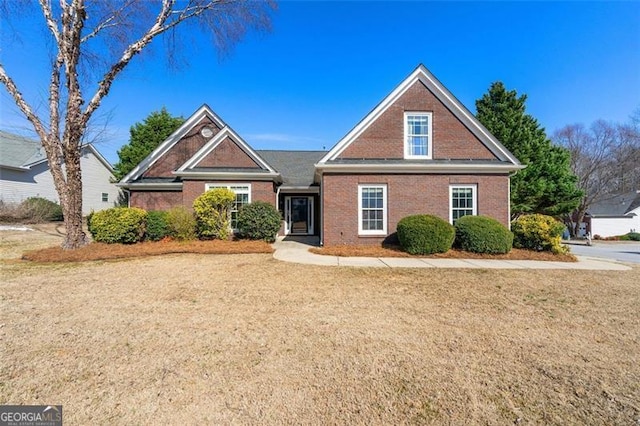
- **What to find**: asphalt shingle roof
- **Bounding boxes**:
[588,191,640,217]
[257,150,327,187]
[0,131,46,168]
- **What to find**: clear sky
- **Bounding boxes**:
[1,1,639,165]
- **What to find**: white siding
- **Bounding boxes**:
[591,213,640,238]
[0,147,121,214]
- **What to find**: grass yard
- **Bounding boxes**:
[1,226,639,424]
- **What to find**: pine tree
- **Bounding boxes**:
[475,82,582,217]
[113,108,185,181]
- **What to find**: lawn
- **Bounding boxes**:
[1,227,639,424]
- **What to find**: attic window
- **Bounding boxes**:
[404,112,432,159]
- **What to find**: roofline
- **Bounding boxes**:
[315,162,526,174]
[319,64,521,165]
[116,182,183,190]
[83,144,115,173]
[177,127,277,173]
[120,104,226,183]
[0,164,30,171]
[173,171,282,182]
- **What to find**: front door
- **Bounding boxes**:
[285,196,314,235]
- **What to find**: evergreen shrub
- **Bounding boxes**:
[454,215,513,254]
[397,214,455,255]
[89,207,147,244]
[193,188,235,240]
[145,210,170,241]
[165,207,196,241]
[236,201,281,242]
[511,214,567,254]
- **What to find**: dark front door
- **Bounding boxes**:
[290,197,309,234]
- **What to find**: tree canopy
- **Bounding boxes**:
[113,108,185,181]
[475,82,582,217]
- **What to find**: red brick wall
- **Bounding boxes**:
[129,191,183,211]
[195,137,261,168]
[322,173,509,246]
[338,81,496,160]
[143,117,221,178]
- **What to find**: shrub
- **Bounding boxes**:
[397,214,455,255]
[619,232,640,241]
[89,207,147,244]
[165,207,196,241]
[454,215,513,254]
[193,188,235,240]
[21,197,64,222]
[511,214,567,254]
[145,210,170,241]
[236,201,281,242]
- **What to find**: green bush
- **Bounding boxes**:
[511,214,567,254]
[236,201,281,242]
[145,210,170,241]
[454,215,513,254]
[193,188,235,240]
[89,207,147,244]
[619,232,640,241]
[397,214,455,255]
[166,207,196,241]
[21,197,63,222]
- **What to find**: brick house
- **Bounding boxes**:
[119,64,524,245]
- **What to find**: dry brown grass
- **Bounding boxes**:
[311,244,577,262]
[1,227,639,424]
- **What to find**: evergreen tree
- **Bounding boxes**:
[475,82,582,217]
[113,108,185,181]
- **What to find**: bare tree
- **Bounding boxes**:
[554,119,640,236]
[0,0,274,249]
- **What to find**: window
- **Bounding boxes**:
[404,112,432,159]
[358,185,387,235]
[450,185,477,224]
[205,184,251,229]
[101,193,109,202]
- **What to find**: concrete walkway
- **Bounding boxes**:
[273,237,632,271]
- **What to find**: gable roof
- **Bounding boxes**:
[318,64,522,167]
[588,191,640,217]
[257,150,327,187]
[120,104,226,183]
[0,130,114,172]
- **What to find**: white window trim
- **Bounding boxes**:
[358,184,387,236]
[404,111,432,159]
[449,184,477,224]
[205,183,252,229]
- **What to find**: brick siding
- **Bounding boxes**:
[338,80,496,160]
[129,191,183,211]
[322,173,509,246]
[194,136,261,169]
[182,180,276,210]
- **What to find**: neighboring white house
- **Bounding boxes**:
[579,190,640,238]
[0,130,121,214]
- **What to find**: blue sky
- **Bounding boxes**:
[1,1,639,165]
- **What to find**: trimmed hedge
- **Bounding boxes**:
[193,188,235,240]
[511,214,567,254]
[397,214,455,255]
[89,207,147,244]
[454,215,513,254]
[620,232,640,241]
[236,201,281,242]
[166,207,197,241]
[21,197,63,222]
[145,210,170,241]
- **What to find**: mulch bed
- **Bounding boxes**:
[310,245,577,262]
[22,239,274,263]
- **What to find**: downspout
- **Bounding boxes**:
[276,184,282,237]
[507,169,519,228]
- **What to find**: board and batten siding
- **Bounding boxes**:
[0,147,120,214]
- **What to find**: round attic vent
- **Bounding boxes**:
[200,127,213,138]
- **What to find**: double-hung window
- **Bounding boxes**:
[358,184,387,235]
[404,112,432,159]
[450,185,477,224]
[205,184,251,229]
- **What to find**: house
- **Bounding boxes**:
[118,64,524,245]
[578,191,640,238]
[0,130,121,214]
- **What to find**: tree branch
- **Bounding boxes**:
[38,0,61,44]
[0,64,47,139]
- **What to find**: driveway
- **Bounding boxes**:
[568,241,640,264]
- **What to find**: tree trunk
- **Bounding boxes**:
[573,208,587,238]
[60,152,88,249]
